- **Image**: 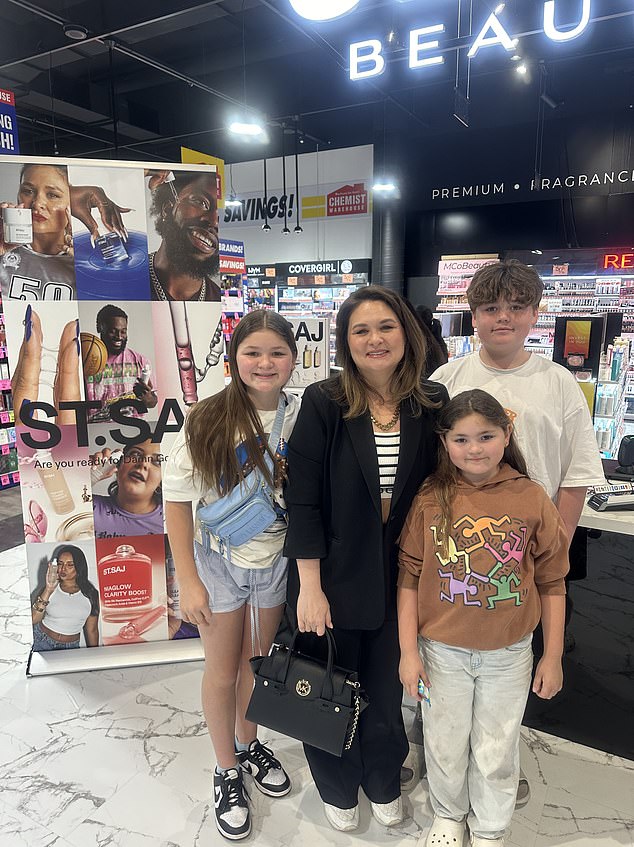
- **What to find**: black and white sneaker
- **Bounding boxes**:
[213,767,251,840]
[236,740,291,797]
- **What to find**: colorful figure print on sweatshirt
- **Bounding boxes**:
[398,464,569,651]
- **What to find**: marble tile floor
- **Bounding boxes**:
[0,543,632,847]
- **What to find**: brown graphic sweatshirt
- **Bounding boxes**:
[398,463,569,650]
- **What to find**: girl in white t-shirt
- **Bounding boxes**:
[163,310,299,842]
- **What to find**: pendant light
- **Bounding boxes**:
[225,164,242,207]
[294,126,303,234]
[281,125,291,235]
[262,158,271,232]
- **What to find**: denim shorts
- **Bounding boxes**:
[194,542,288,614]
[32,622,80,652]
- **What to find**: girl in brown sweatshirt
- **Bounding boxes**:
[397,389,568,847]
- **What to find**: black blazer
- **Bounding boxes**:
[284,377,448,630]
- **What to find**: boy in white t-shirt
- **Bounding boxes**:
[430,258,605,805]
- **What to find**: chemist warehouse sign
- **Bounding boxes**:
[223,181,369,227]
[288,1,606,80]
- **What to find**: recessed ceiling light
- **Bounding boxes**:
[532,249,543,255]
[516,63,528,75]
[63,23,88,40]
[511,54,522,61]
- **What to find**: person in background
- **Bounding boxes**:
[85,304,157,422]
[31,544,100,650]
[163,310,300,841]
[398,389,568,847]
[415,305,449,374]
[283,285,448,832]
[430,258,604,807]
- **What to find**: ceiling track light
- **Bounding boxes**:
[228,14,267,141]
[63,23,88,40]
[373,180,397,193]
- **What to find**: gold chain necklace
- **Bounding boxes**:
[370,403,400,432]
[149,253,206,302]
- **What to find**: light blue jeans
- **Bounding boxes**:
[419,634,533,839]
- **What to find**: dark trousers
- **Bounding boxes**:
[300,618,408,809]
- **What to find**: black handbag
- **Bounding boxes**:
[246,629,369,757]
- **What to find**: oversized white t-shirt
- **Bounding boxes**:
[162,393,301,569]
[430,353,605,499]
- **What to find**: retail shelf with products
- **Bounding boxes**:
[277,280,369,367]
[246,259,370,366]
[435,252,634,366]
[0,294,18,490]
[593,339,631,457]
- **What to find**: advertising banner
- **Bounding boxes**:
[0,155,224,670]
[219,238,246,275]
[222,144,373,264]
[287,317,329,392]
[0,89,19,154]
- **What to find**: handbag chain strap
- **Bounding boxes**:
[344,691,361,751]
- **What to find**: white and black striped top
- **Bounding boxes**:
[375,431,401,499]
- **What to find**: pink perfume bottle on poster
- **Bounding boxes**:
[169,301,198,405]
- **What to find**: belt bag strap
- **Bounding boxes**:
[262,393,287,479]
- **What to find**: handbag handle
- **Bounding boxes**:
[280,628,337,701]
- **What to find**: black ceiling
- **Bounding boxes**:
[2,0,634,166]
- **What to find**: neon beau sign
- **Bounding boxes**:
[289,1,595,80]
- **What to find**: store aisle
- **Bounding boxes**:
[0,543,632,847]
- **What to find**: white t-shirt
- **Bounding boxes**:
[431,353,605,499]
[44,586,92,635]
[163,393,301,569]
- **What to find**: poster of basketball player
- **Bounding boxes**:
[77,300,158,424]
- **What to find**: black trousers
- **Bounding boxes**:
[300,618,408,809]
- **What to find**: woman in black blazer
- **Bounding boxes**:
[284,286,448,832]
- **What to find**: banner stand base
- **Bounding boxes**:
[26,638,204,677]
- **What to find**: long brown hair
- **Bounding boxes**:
[332,285,438,418]
[422,389,529,557]
[185,311,297,494]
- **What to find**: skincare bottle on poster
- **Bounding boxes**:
[33,449,75,515]
[97,543,153,620]
[302,345,312,369]
[313,346,321,369]
[2,207,32,244]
